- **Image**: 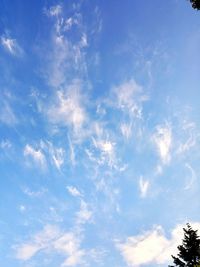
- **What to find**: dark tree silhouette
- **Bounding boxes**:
[169,223,200,267]
[189,0,200,10]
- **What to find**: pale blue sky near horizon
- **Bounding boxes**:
[0,1,200,266]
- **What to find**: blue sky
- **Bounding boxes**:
[0,0,200,266]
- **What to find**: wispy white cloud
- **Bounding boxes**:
[24,141,66,171]
[68,136,76,166]
[16,225,85,266]
[24,144,46,169]
[46,141,65,170]
[40,3,102,148]
[83,120,126,173]
[22,187,47,198]
[184,163,197,190]
[38,3,105,163]
[1,36,15,53]
[87,248,107,265]
[154,164,163,176]
[89,123,118,168]
[0,139,12,149]
[76,200,92,225]
[51,146,65,170]
[39,140,65,170]
[16,243,41,260]
[43,5,87,89]
[65,17,75,31]
[120,123,132,139]
[111,79,148,118]
[45,5,62,17]
[92,6,103,34]
[0,101,18,126]
[89,138,116,168]
[19,205,26,213]
[116,222,200,267]
[177,120,197,154]
[80,33,88,48]
[93,139,114,155]
[139,176,149,198]
[55,234,85,266]
[16,225,59,260]
[67,186,82,197]
[47,81,87,133]
[1,35,23,56]
[153,123,172,164]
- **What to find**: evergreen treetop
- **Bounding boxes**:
[169,223,200,267]
[189,0,200,10]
